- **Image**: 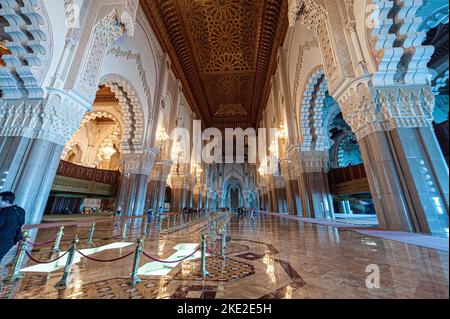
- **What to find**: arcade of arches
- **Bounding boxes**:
[0,0,448,299]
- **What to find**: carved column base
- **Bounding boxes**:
[0,136,63,224]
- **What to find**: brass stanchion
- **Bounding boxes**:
[201,234,209,278]
[87,222,96,245]
[143,217,148,235]
[221,225,227,259]
[6,232,29,282]
[54,236,79,289]
[52,226,65,253]
[129,238,143,286]
[122,221,128,241]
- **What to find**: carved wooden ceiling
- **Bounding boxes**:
[141,0,288,128]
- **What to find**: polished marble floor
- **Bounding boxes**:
[1,214,448,299]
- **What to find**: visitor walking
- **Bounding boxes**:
[0,192,26,266]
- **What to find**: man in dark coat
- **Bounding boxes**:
[0,192,26,263]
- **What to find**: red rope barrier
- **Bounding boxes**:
[26,233,59,247]
[25,249,70,264]
[142,247,200,264]
[76,249,135,263]
[207,240,221,254]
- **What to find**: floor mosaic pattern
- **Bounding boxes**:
[1,214,448,299]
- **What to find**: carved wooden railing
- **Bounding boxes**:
[56,160,121,185]
[328,164,370,196]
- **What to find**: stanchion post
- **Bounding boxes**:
[6,232,30,282]
[122,220,128,241]
[52,226,65,253]
[54,236,79,289]
[221,225,227,259]
[201,234,209,278]
[88,222,96,245]
[129,238,143,286]
[143,217,148,235]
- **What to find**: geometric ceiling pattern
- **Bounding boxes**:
[141,0,288,128]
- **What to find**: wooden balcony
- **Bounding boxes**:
[51,161,121,197]
[328,164,370,196]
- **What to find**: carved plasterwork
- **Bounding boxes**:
[279,158,296,181]
[122,147,159,175]
[269,175,286,190]
[0,90,88,145]
[292,38,318,111]
[78,9,127,97]
[338,81,435,140]
[298,150,329,174]
[100,75,145,153]
[366,0,434,86]
[149,160,173,182]
[289,0,340,91]
[0,0,52,99]
[300,67,329,152]
[170,174,186,189]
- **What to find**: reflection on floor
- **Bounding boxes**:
[1,214,448,299]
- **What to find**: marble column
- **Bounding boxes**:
[0,136,64,224]
[201,187,208,209]
[339,84,449,235]
[344,201,353,214]
[358,127,449,234]
[170,175,186,212]
[146,160,172,212]
[269,175,288,214]
[0,94,88,225]
[338,201,347,214]
[280,158,299,215]
[193,183,203,208]
[117,149,158,217]
[145,180,159,212]
[155,160,173,211]
[117,173,149,217]
[290,179,302,216]
[295,151,334,219]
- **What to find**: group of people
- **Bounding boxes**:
[234,207,259,217]
[115,206,165,222]
[182,207,209,215]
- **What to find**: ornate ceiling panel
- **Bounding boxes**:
[141,0,288,127]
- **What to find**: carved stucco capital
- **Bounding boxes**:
[0,89,90,145]
[338,80,435,140]
[122,147,159,175]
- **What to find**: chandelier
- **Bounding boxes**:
[156,123,169,145]
[258,161,268,176]
[277,124,288,144]
[102,144,116,159]
[269,140,278,155]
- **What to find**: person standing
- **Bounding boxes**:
[0,192,26,264]
[157,206,163,221]
[147,208,154,220]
